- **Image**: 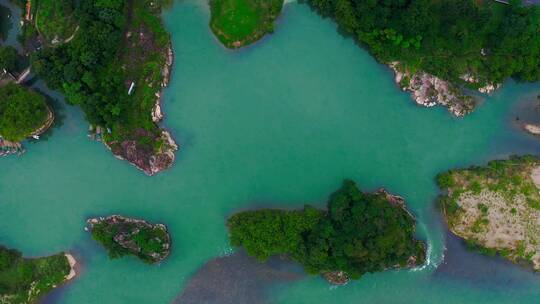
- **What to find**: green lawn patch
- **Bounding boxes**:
[210,0,283,48]
[34,0,78,43]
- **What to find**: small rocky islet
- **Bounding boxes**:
[86,215,171,264]
[438,155,540,270]
[227,180,426,285]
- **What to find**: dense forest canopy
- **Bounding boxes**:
[228,180,425,280]
[0,46,18,71]
[31,0,128,128]
[0,83,49,142]
[305,0,540,86]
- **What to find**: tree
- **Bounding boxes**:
[0,83,49,142]
[0,46,18,72]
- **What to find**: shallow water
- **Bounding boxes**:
[1,1,540,303]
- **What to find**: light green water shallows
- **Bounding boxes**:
[1,1,540,303]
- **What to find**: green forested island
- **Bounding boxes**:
[438,156,540,270]
[87,215,171,264]
[0,246,75,304]
[210,0,283,48]
[228,180,426,284]
[0,83,53,142]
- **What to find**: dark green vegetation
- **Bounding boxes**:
[0,83,50,142]
[0,246,70,304]
[437,155,540,269]
[89,215,171,264]
[31,0,173,158]
[0,46,17,71]
[210,0,283,48]
[306,0,540,88]
[34,0,78,43]
[228,180,426,281]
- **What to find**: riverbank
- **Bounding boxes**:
[438,156,540,270]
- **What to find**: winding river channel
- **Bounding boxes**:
[1,1,540,303]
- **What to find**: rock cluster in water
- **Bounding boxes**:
[87,215,171,264]
[390,62,476,117]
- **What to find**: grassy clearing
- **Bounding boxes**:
[0,246,70,304]
[210,0,283,48]
[34,0,77,43]
[437,155,540,269]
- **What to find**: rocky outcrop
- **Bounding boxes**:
[523,123,540,136]
[390,62,476,117]
[322,271,349,285]
[152,44,174,123]
[460,74,500,94]
[105,129,178,176]
[0,138,24,156]
[87,215,171,264]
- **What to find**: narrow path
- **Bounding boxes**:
[16,67,31,84]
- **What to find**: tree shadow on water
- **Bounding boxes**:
[174,250,305,304]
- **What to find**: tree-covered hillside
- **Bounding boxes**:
[305,0,540,87]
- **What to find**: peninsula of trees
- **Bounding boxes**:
[306,0,540,115]
[228,180,426,284]
[30,0,177,175]
[438,156,540,269]
[87,215,171,264]
[0,83,52,142]
[210,0,283,48]
[0,246,75,304]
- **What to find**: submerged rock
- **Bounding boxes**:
[87,215,171,264]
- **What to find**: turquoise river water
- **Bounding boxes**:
[2,1,540,303]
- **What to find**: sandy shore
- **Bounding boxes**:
[64,253,77,281]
